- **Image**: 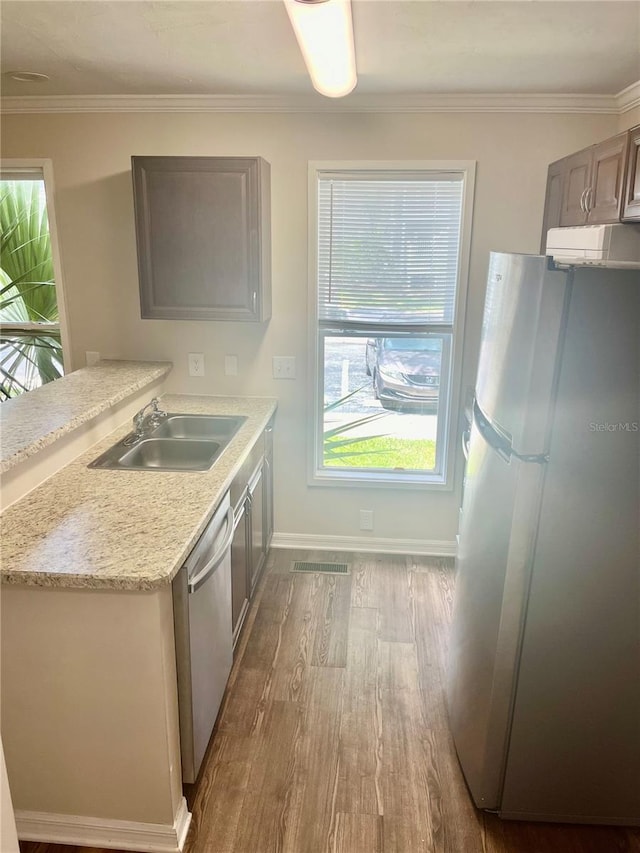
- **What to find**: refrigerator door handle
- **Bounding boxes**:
[462,428,471,461]
[474,400,512,462]
[474,401,549,465]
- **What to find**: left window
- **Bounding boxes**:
[0,164,67,400]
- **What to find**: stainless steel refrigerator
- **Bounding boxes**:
[447,251,640,825]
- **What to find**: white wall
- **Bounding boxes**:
[1,110,618,545]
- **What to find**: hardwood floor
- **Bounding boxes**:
[20,549,640,853]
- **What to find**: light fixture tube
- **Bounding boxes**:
[285,0,357,98]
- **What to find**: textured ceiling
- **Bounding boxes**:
[1,0,639,98]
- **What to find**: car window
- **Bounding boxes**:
[384,338,442,352]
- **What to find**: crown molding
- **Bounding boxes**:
[0,91,626,115]
[616,79,640,114]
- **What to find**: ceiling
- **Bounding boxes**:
[1,1,639,100]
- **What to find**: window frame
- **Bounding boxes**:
[307,160,476,490]
[0,159,72,387]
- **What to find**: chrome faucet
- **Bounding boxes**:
[125,397,168,445]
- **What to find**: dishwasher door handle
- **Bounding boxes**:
[188,506,235,594]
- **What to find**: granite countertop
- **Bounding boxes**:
[0,360,172,474]
[0,394,277,591]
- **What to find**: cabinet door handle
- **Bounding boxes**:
[252,291,257,315]
[579,187,587,213]
[585,186,593,213]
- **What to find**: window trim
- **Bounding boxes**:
[0,159,73,377]
[307,160,476,490]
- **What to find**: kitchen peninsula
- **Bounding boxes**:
[0,362,276,853]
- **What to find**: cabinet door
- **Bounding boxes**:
[231,498,249,642]
[132,156,271,322]
[540,159,566,253]
[559,149,591,226]
[622,126,640,221]
[587,132,627,224]
[248,464,265,595]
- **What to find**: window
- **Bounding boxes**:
[0,163,68,401]
[310,162,475,486]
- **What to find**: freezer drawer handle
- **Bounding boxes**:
[188,506,235,594]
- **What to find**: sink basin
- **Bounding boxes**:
[89,412,246,472]
[119,438,222,471]
[151,414,246,440]
[89,437,223,472]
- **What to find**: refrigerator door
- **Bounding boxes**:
[447,409,545,807]
[475,253,569,456]
[499,266,640,824]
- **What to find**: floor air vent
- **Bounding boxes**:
[291,561,350,575]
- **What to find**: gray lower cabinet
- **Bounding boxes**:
[230,418,274,646]
[131,156,271,322]
[231,495,249,643]
[248,462,265,596]
[264,421,274,549]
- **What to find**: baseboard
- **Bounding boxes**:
[271,532,457,557]
[15,796,192,853]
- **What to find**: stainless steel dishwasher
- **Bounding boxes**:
[172,492,234,783]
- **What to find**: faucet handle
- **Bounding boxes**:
[151,398,168,419]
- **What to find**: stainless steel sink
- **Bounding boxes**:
[151,414,246,440]
[88,413,246,472]
[90,438,222,472]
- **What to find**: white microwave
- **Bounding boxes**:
[546,224,640,268]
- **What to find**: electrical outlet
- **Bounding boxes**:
[272,356,296,379]
[188,352,205,377]
[224,355,238,376]
[360,509,374,531]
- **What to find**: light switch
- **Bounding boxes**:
[272,356,296,379]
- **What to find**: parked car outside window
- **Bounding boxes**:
[365,337,442,412]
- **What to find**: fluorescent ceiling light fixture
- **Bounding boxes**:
[284,0,357,98]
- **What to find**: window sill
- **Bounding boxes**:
[310,467,452,491]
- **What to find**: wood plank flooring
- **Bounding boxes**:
[20,549,640,853]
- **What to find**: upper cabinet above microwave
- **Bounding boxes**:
[622,125,640,222]
[540,126,640,251]
[132,156,271,322]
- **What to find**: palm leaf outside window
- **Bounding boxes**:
[0,179,64,401]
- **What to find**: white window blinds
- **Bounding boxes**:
[318,174,463,327]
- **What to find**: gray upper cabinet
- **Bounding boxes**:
[623,125,640,221]
[132,156,271,321]
[540,128,639,248]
